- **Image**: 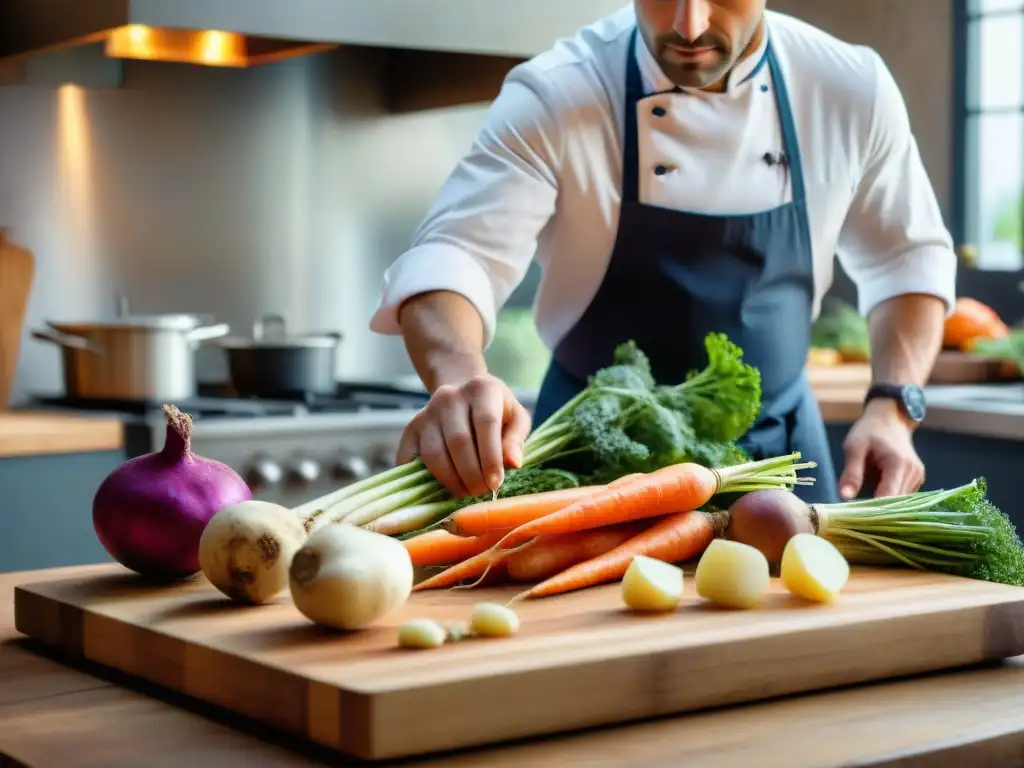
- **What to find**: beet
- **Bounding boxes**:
[726,489,816,567]
[92,404,252,580]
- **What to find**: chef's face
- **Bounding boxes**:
[635,0,766,90]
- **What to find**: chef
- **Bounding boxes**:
[369,1,956,505]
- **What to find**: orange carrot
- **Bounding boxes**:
[488,463,720,553]
[505,523,650,582]
[412,540,535,591]
[488,454,808,555]
[442,484,604,537]
[519,508,729,599]
[443,473,645,537]
[403,530,505,568]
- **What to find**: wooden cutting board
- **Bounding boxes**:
[808,351,1021,389]
[0,229,35,410]
[14,566,1024,761]
[931,351,1021,384]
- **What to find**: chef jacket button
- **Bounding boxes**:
[654,164,670,176]
[652,106,667,117]
[760,84,769,93]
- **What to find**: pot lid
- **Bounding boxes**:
[48,294,218,333]
[214,313,343,350]
[47,313,214,333]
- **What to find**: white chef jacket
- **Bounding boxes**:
[369,5,957,349]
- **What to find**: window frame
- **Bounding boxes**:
[952,0,1024,273]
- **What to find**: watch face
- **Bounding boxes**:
[901,385,927,422]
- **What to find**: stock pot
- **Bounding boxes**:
[32,312,228,401]
[214,313,343,398]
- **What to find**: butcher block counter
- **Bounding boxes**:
[5,565,1024,767]
[0,412,124,457]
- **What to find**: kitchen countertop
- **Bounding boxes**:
[0,412,124,458]
[4,566,1024,767]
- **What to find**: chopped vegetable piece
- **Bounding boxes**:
[470,603,520,638]
[694,539,770,609]
[621,555,685,612]
[780,534,849,603]
[397,619,448,649]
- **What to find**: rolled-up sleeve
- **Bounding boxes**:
[369,71,564,345]
[836,50,957,318]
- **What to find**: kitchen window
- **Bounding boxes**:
[954,0,1024,271]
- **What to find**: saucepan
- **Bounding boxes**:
[213,313,344,398]
[32,297,229,401]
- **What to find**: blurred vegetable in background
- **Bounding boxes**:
[485,307,552,391]
[810,299,870,363]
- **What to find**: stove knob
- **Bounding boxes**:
[287,456,321,485]
[332,452,371,482]
[245,456,283,490]
[371,446,397,471]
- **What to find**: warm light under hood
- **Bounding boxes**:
[103,25,332,68]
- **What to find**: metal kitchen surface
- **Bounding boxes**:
[30,382,428,510]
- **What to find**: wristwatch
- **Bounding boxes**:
[863,383,927,424]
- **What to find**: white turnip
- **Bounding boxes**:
[289,523,413,631]
[199,500,307,605]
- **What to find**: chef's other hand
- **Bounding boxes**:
[396,374,532,498]
[838,400,925,500]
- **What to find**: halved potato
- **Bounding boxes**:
[622,555,685,612]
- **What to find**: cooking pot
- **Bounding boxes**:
[215,313,343,398]
[32,311,229,401]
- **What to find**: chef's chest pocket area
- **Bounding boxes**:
[801,166,858,245]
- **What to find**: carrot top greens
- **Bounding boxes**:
[307,332,768,535]
[818,478,1024,587]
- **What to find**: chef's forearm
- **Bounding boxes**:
[398,291,489,393]
[867,293,946,388]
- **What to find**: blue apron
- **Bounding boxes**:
[533,29,838,504]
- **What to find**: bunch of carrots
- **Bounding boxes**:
[402,451,816,600]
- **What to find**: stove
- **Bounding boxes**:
[30,382,429,510]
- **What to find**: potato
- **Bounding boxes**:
[470,602,520,638]
[621,555,684,612]
[780,534,850,603]
[694,539,770,609]
[397,619,448,649]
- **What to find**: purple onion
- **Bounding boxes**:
[92,404,252,580]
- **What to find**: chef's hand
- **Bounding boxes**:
[838,400,925,500]
[396,374,532,498]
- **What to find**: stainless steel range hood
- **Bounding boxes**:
[1,0,632,66]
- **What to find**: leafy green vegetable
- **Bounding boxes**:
[820,478,1024,586]
[811,298,870,360]
[308,331,770,535]
[970,330,1024,375]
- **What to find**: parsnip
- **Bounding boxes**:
[694,539,770,609]
[621,555,684,612]
[781,533,849,603]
